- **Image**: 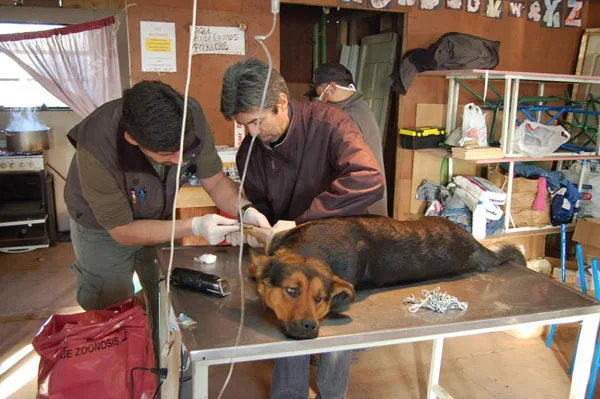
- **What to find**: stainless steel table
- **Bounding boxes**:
[157,246,600,399]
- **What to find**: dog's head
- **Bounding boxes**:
[249,249,356,340]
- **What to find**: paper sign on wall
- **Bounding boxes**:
[192,26,245,56]
[140,21,177,73]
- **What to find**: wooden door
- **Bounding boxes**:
[356,32,398,144]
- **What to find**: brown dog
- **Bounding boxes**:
[249,215,526,340]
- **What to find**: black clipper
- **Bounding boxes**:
[170,267,231,297]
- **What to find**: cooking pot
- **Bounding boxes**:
[2,128,51,152]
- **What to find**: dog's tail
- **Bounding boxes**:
[490,244,527,268]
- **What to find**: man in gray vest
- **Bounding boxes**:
[305,63,388,216]
[64,81,270,314]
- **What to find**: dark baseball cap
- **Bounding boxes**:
[304,63,355,98]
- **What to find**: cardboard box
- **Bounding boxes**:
[572,218,600,266]
[546,257,578,271]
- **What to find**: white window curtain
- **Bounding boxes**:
[0,17,122,117]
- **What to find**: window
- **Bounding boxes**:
[0,23,69,109]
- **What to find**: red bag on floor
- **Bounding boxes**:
[32,297,157,399]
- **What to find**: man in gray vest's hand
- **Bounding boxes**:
[64,80,270,315]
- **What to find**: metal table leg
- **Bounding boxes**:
[194,361,210,399]
[427,337,445,399]
[570,314,600,399]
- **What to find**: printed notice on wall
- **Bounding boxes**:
[191,26,245,56]
[140,21,177,72]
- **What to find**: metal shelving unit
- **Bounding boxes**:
[420,69,600,234]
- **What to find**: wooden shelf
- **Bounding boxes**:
[416,147,600,164]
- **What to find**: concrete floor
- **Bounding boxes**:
[0,243,595,399]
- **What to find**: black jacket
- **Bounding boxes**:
[392,32,500,95]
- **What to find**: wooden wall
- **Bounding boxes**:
[125,0,280,147]
[589,2,600,28]
[394,3,593,217]
[280,4,339,85]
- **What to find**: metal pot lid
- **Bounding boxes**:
[4,128,51,133]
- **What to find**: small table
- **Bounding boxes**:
[157,246,600,399]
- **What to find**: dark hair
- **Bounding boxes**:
[121,81,195,152]
[220,58,289,120]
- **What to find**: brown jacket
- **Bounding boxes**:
[236,100,384,225]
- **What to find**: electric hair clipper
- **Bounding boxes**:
[171,267,231,297]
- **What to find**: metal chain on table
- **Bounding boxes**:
[403,287,468,314]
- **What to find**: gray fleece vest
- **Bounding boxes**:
[64,98,207,230]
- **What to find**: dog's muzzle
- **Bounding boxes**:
[282,319,319,340]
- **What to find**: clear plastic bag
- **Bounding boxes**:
[461,103,488,147]
[507,121,570,156]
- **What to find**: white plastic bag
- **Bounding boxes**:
[461,103,488,147]
[564,161,600,218]
[507,120,570,156]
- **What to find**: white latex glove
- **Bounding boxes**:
[266,220,297,247]
[191,214,239,245]
[225,230,264,248]
[242,206,271,229]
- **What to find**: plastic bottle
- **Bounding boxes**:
[472,200,487,240]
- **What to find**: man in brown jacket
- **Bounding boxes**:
[221,59,384,399]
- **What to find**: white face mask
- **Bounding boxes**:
[317,83,332,101]
[317,83,356,101]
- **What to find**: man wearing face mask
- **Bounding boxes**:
[305,62,387,217]
[220,58,384,399]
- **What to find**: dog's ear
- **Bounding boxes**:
[329,275,356,312]
[249,249,272,280]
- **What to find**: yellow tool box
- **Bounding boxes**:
[399,127,445,149]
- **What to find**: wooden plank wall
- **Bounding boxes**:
[125,0,280,147]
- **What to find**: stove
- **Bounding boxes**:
[0,151,45,172]
[0,150,56,252]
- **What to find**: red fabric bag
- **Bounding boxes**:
[32,297,156,399]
